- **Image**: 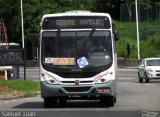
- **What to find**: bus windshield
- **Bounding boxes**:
[42,30,112,68]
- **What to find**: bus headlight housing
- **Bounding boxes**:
[95,71,113,84]
[41,73,60,85]
[96,74,110,84]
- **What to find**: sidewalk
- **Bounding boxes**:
[0,91,25,100]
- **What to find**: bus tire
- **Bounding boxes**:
[58,98,66,104]
[44,97,57,108]
[114,96,117,103]
[107,96,114,107]
[100,96,114,107]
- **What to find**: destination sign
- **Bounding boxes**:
[42,16,110,29]
[53,58,75,65]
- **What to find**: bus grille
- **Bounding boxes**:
[63,86,91,92]
[61,81,93,84]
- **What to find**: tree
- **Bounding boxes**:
[0,0,97,59]
[124,0,151,21]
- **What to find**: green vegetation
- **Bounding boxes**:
[0,0,159,59]
[115,21,160,59]
[0,80,40,97]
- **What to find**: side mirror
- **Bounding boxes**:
[112,23,119,41]
[114,30,119,41]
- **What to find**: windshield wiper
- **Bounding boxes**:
[83,29,95,55]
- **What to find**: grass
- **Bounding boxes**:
[0,80,40,97]
[114,21,160,58]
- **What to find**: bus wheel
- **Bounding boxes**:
[114,96,117,103]
[100,96,114,107]
[58,98,66,104]
[44,97,57,108]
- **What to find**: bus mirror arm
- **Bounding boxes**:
[114,30,119,41]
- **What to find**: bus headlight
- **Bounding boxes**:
[41,73,60,85]
[96,74,110,84]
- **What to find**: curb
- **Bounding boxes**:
[0,95,25,100]
[0,91,40,100]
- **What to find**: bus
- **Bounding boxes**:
[39,11,119,107]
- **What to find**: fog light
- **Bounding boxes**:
[49,80,55,84]
[98,88,110,93]
[100,78,106,83]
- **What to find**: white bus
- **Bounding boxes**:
[39,11,119,107]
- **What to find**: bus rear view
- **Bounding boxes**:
[39,11,119,108]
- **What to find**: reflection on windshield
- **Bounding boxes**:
[147,59,160,66]
[42,30,112,68]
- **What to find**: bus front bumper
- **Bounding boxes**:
[40,80,116,98]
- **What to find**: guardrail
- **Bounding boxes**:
[117,59,141,68]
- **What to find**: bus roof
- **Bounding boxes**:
[41,11,111,21]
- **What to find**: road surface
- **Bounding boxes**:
[0,69,159,117]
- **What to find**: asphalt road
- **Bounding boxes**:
[0,69,160,117]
